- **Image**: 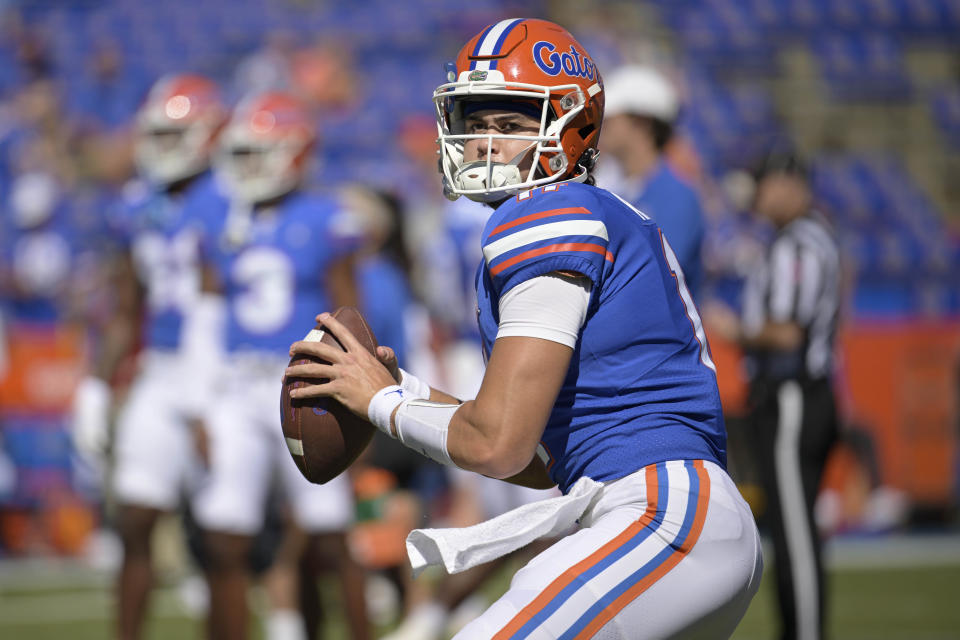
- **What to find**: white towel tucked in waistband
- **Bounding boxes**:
[405,476,605,577]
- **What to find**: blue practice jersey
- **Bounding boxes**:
[208,191,357,354]
[113,174,226,351]
[475,181,725,493]
[627,162,705,298]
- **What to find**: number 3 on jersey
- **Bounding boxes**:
[660,231,716,373]
[232,247,295,334]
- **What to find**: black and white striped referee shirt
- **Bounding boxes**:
[742,211,841,381]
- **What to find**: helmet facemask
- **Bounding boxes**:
[134,117,216,187]
[434,73,588,203]
[215,131,308,206]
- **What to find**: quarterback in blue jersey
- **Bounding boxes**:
[289,19,761,640]
[69,74,229,640]
[190,91,370,640]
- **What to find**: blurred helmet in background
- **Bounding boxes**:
[134,74,226,186]
[603,65,679,124]
[434,18,604,203]
[215,91,315,205]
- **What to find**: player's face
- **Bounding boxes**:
[602,114,655,163]
[462,109,540,171]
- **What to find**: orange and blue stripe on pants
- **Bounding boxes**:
[492,460,711,640]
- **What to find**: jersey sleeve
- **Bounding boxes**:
[481,187,613,296]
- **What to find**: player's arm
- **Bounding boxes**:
[91,250,143,381]
[446,334,570,478]
[287,272,589,482]
[705,236,808,351]
[365,336,560,487]
[72,249,142,458]
[325,252,359,310]
[705,302,802,350]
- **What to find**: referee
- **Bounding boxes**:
[710,150,841,640]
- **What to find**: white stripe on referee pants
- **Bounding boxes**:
[776,380,818,640]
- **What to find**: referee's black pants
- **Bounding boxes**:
[748,376,838,640]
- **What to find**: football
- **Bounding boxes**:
[281,306,378,484]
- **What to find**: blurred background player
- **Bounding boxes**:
[189,91,369,640]
[69,73,227,640]
[599,65,706,297]
[707,149,842,640]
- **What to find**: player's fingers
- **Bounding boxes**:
[376,346,401,382]
[289,379,337,399]
[316,312,365,354]
[284,362,337,381]
[289,340,343,363]
[376,345,396,365]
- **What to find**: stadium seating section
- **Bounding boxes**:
[0,0,958,316]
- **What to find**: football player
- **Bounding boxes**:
[288,19,763,639]
[70,73,227,640]
[189,91,369,640]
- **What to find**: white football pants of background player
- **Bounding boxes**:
[193,351,353,537]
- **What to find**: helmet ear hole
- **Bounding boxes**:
[560,91,584,113]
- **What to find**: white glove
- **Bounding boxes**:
[71,376,112,460]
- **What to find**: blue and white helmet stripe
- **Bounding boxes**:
[469,18,522,71]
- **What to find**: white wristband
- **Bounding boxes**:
[367,385,406,436]
[398,368,431,400]
[394,399,458,467]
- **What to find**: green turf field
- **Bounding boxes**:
[1,545,958,639]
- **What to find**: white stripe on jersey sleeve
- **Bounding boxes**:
[483,219,609,264]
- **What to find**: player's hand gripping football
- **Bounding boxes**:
[285,312,400,421]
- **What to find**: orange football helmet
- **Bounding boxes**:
[134,74,226,186]
[215,91,316,205]
[434,18,604,203]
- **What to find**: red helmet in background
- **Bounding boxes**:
[134,74,226,186]
[433,18,604,203]
[215,91,315,206]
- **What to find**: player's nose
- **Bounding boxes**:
[477,135,501,160]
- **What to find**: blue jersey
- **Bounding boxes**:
[113,173,226,350]
[626,162,705,297]
[475,182,725,493]
[209,192,356,354]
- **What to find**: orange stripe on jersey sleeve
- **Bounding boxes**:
[571,460,712,640]
[488,207,592,238]
[492,465,661,640]
[488,242,613,277]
